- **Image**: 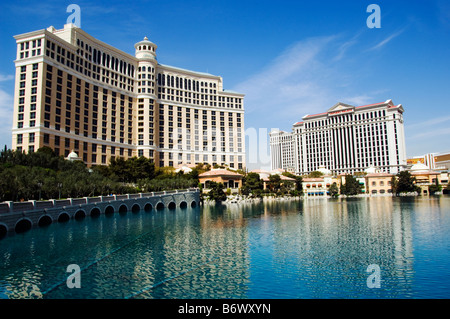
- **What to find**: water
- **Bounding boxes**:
[1,196,449,299]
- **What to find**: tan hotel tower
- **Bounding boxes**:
[11,24,245,169]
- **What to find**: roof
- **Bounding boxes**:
[365,173,393,177]
[262,175,296,182]
[302,178,324,182]
[410,163,430,171]
[199,169,243,178]
[410,170,441,176]
[250,169,270,174]
[221,89,245,97]
[158,63,219,78]
[134,36,156,48]
[301,100,399,120]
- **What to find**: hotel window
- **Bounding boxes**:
[29,133,35,143]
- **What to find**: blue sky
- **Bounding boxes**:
[0,0,449,170]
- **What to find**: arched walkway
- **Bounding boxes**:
[58,212,70,222]
[131,203,141,213]
[119,204,128,213]
[0,224,8,239]
[15,218,32,233]
[90,207,101,217]
[38,215,52,227]
[74,210,86,220]
[105,205,114,215]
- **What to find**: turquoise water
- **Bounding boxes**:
[1,196,449,299]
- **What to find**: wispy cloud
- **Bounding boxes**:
[234,36,335,121]
[332,31,364,62]
[404,113,450,155]
[0,74,14,82]
[408,127,450,140]
[233,34,383,130]
[367,28,407,51]
[343,95,374,106]
[407,115,450,129]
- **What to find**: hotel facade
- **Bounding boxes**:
[270,100,407,175]
[11,24,245,170]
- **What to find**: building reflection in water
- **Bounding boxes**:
[1,196,449,298]
[249,197,416,298]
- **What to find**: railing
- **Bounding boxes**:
[0,188,199,215]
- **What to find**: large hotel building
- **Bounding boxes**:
[270,100,407,175]
[11,24,245,169]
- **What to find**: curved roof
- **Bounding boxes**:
[317,165,332,175]
[134,36,156,48]
[199,169,243,178]
[410,162,430,171]
[67,150,79,159]
[365,165,380,174]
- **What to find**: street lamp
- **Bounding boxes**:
[58,183,63,199]
[37,182,42,201]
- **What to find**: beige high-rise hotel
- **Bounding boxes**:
[11,24,245,169]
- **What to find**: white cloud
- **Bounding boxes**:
[343,95,375,106]
[233,36,336,121]
[366,28,406,51]
[0,74,14,82]
[233,34,383,131]
[407,115,450,129]
[233,34,391,169]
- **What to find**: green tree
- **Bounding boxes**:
[307,171,324,178]
[279,180,294,195]
[207,181,227,202]
[390,176,398,195]
[241,172,263,196]
[340,175,362,196]
[395,171,419,195]
[328,182,339,197]
[267,174,282,193]
[282,172,303,193]
[428,178,442,195]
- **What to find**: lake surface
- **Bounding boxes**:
[1,196,449,299]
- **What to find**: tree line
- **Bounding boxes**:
[234,169,450,199]
[2,146,448,202]
[0,147,199,202]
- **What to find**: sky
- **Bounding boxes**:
[0,0,449,170]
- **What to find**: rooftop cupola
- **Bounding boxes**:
[134,36,157,60]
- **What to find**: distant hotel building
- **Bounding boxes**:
[11,24,245,169]
[270,100,407,175]
[407,151,450,171]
